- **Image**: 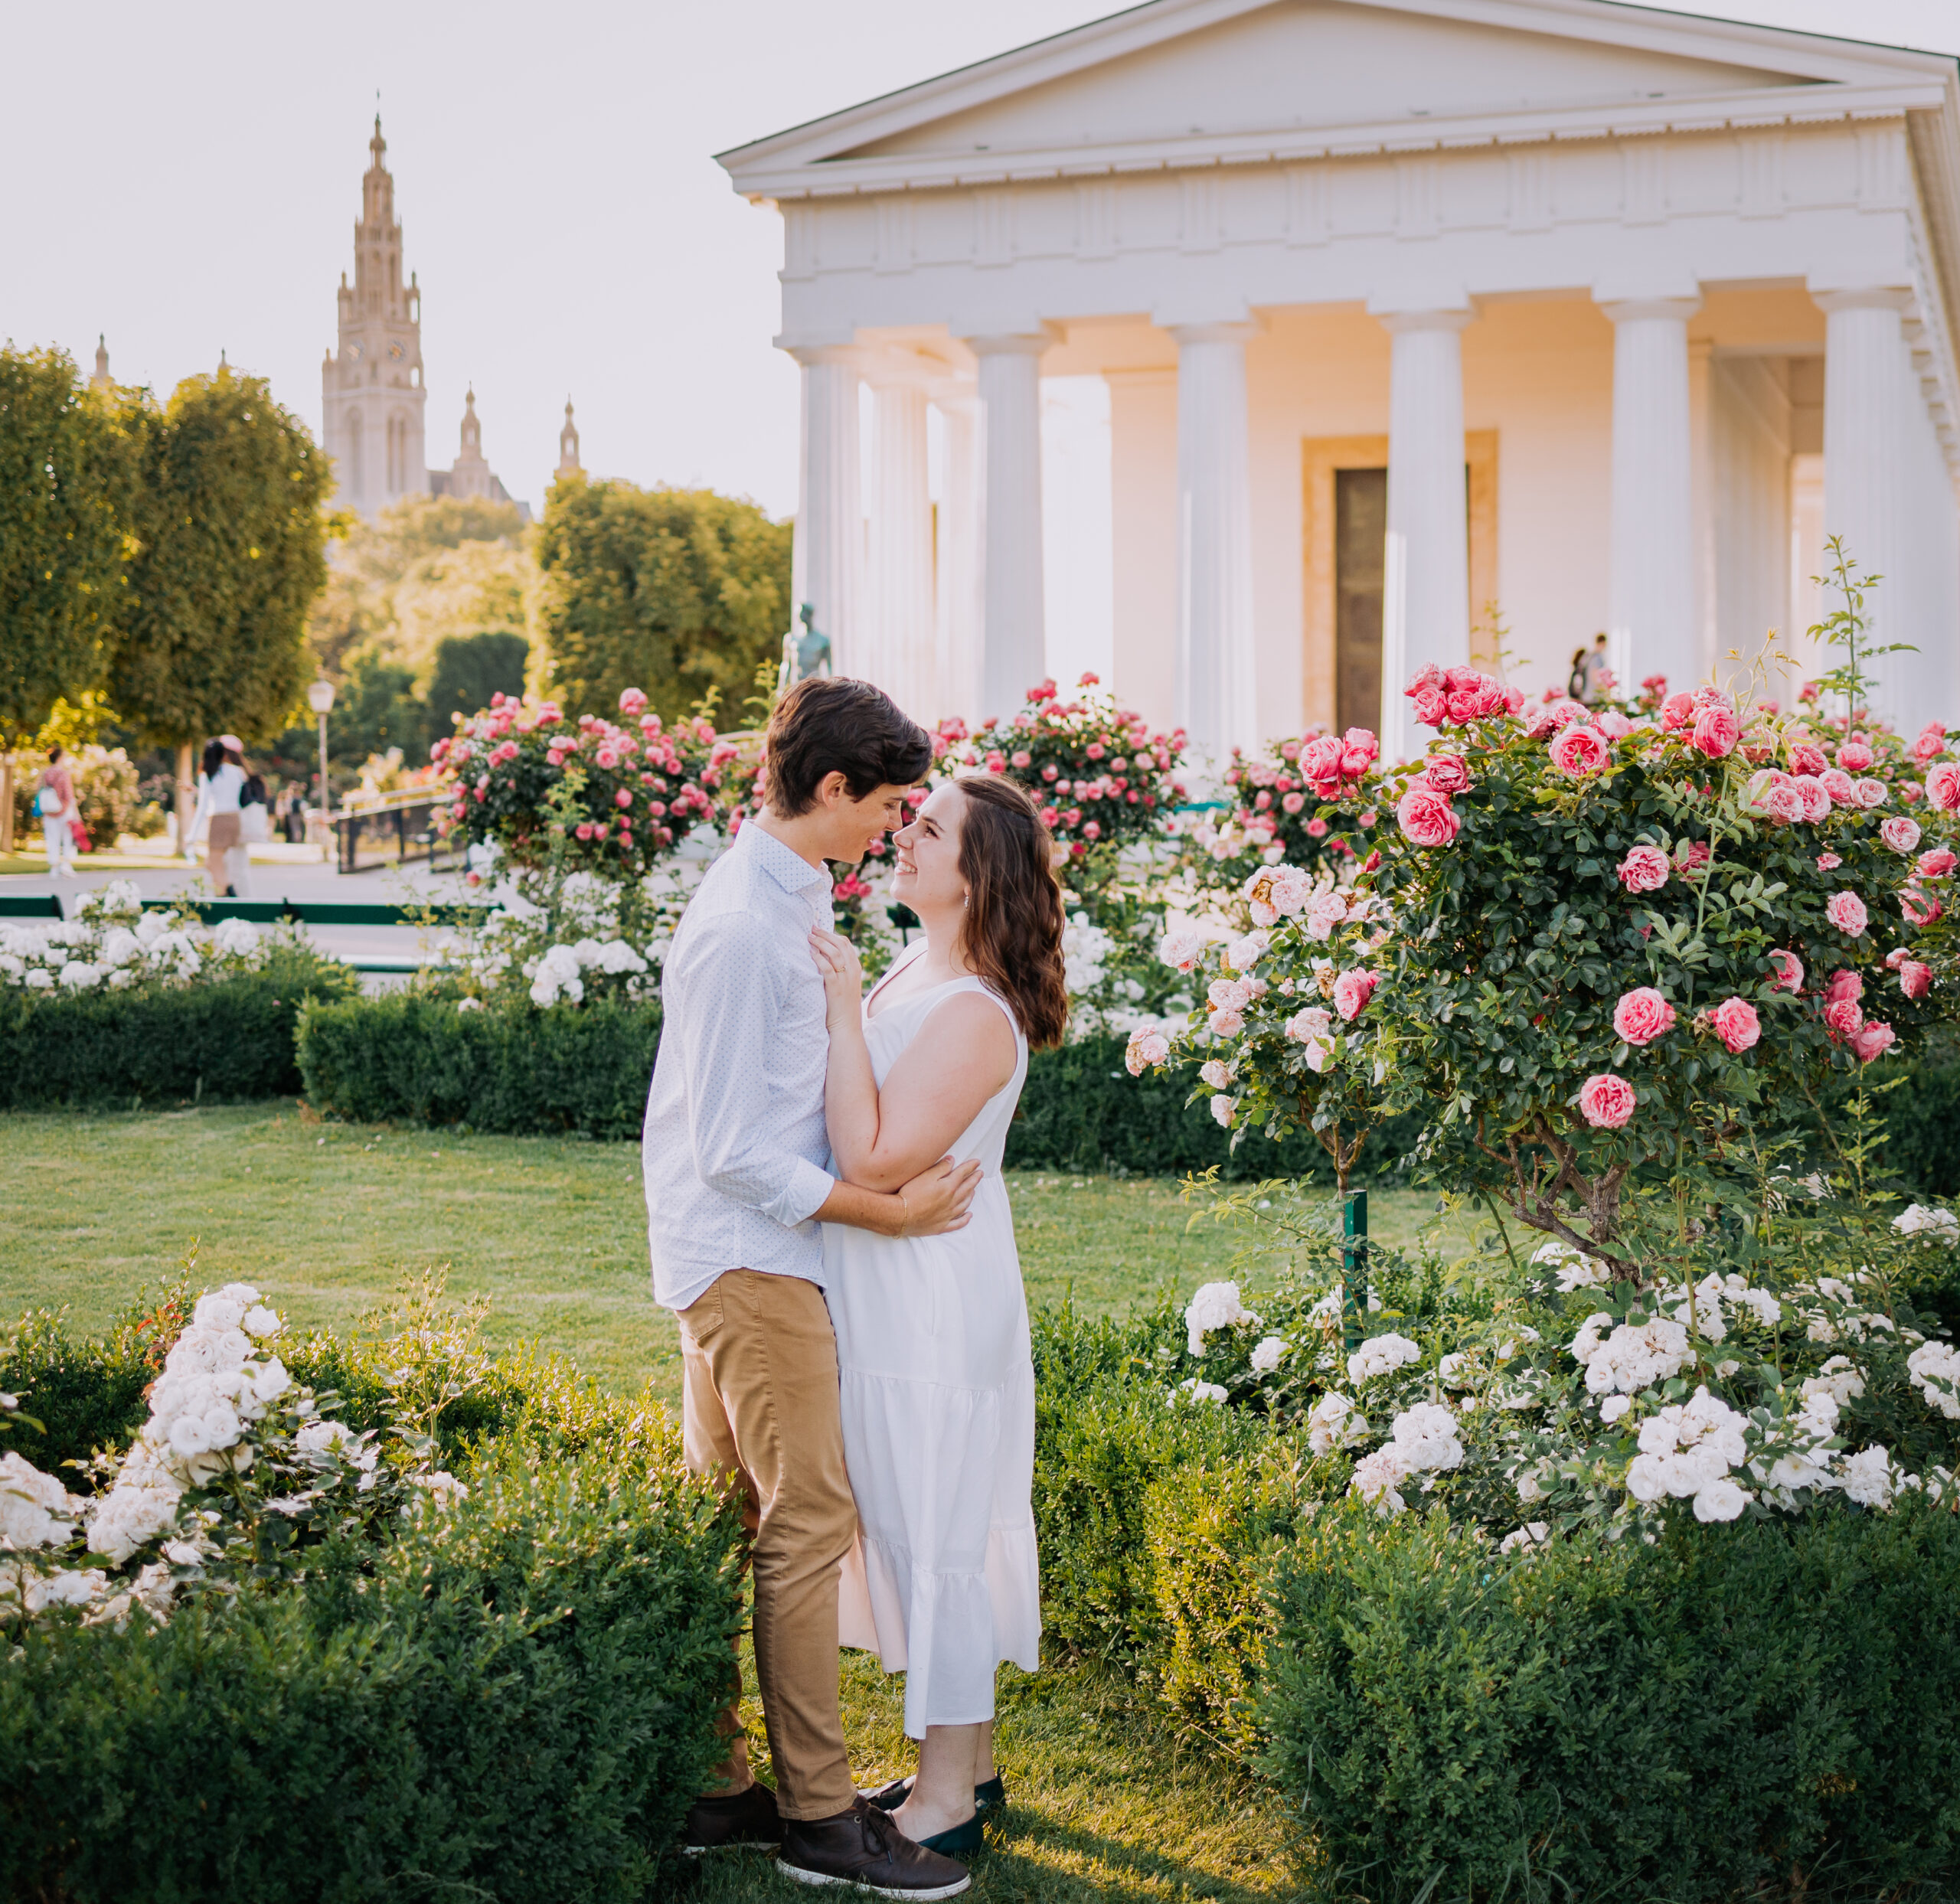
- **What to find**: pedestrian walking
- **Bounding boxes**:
[186,737,247,896]
[34,746,78,878]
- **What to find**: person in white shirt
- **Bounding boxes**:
[185,737,247,896]
[647,675,978,1899]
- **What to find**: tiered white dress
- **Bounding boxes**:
[824,946,1042,1739]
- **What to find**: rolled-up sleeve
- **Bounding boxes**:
[667,915,835,1228]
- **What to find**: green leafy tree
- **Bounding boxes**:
[0,345,130,849]
[426,631,528,739]
[109,367,330,836]
[533,475,790,725]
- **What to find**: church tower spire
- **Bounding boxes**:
[90,335,111,393]
[557,397,582,480]
[321,115,428,519]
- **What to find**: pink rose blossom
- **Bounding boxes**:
[1617,845,1670,893]
[1282,791,1306,814]
[1824,970,1864,1007]
[1816,852,1842,871]
[1826,892,1869,936]
[1923,761,1959,811]
[618,687,648,717]
[1854,778,1888,809]
[1406,664,1445,695]
[1768,949,1804,994]
[1549,724,1612,779]
[1792,776,1831,823]
[1285,1005,1332,1044]
[1880,816,1922,854]
[1824,998,1864,1042]
[1396,787,1461,847]
[1837,738,1874,772]
[1302,735,1345,784]
[1412,685,1448,727]
[1597,710,1632,740]
[1125,1030,1170,1075]
[1707,996,1762,1054]
[1677,841,1712,877]
[1207,978,1253,1013]
[1612,988,1676,1047]
[1762,783,1803,825]
[1901,886,1945,927]
[1819,769,1857,805]
[1900,961,1932,1001]
[1305,816,1329,838]
[1690,705,1740,759]
[1579,1073,1637,1128]
[1334,969,1378,1021]
[1918,847,1956,880]
[1207,1008,1245,1039]
[1852,1021,1896,1063]
[1306,893,1349,942]
[1660,692,1696,731]
[1789,744,1828,776]
[1419,753,1472,795]
[1914,722,1949,763]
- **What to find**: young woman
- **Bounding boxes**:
[808,772,1068,1856]
[185,737,246,896]
[34,746,78,877]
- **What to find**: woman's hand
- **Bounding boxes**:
[808,927,865,1031]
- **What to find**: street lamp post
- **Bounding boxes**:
[307,678,336,862]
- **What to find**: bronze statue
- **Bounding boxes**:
[779,602,834,691]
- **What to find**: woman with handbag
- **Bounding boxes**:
[34,747,78,878]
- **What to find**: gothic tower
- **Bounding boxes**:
[321,118,428,518]
[557,397,581,480]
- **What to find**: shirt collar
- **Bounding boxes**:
[738,817,831,896]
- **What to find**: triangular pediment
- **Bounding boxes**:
[842,1,1815,162]
[720,0,1955,194]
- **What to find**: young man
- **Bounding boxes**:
[645,675,978,1899]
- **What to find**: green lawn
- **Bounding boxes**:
[2,1102,1475,1403]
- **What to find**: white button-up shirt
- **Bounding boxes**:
[643,819,838,1313]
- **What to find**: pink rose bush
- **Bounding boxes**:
[939,674,1184,860]
[1184,729,1383,899]
[435,688,733,882]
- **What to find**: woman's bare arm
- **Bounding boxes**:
[812,931,1016,1193]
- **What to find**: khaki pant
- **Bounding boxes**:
[677,1269,858,1822]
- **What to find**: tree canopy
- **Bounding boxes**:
[0,345,129,747]
[109,367,330,749]
[533,476,790,725]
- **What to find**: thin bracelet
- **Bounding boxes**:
[897,1194,910,1239]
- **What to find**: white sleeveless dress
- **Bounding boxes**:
[823,945,1043,1738]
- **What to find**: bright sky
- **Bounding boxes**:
[5,0,1957,523]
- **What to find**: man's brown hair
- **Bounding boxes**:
[763,676,933,816]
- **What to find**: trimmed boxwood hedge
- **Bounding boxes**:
[293,999,1424,1175]
[0,949,356,1109]
[0,1303,746,1902]
[0,1449,746,1904]
[297,992,664,1138]
[1262,1502,1960,1901]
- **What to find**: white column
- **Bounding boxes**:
[1377,307,1474,763]
[1600,295,1701,698]
[968,335,1048,722]
[865,374,935,721]
[1815,286,1942,725]
[1688,338,1718,686]
[933,388,981,723]
[1170,322,1259,759]
[789,345,864,676]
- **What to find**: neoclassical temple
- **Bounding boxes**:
[718,0,1960,756]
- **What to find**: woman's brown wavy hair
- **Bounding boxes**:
[954,772,1069,1050]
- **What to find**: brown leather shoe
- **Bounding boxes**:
[683,1781,782,1854]
[778,1797,971,1898]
